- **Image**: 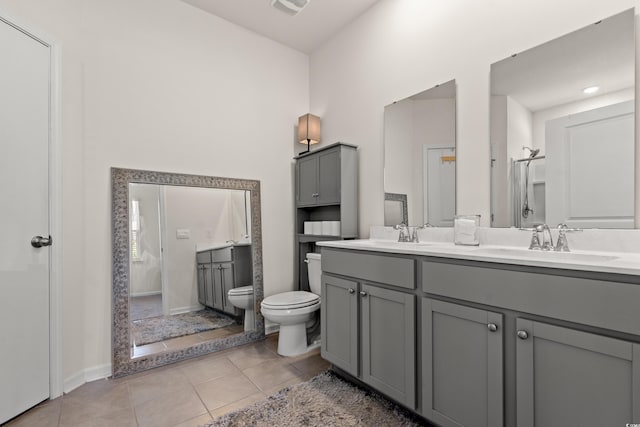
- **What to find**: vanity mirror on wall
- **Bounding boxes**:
[384,80,457,227]
[490,9,635,229]
[112,168,264,377]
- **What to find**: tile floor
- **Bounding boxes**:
[5,334,330,427]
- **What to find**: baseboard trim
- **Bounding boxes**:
[169,305,203,316]
[63,364,111,394]
[130,291,162,297]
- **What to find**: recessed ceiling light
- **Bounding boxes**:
[583,86,599,94]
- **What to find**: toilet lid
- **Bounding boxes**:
[229,285,253,296]
[262,291,319,310]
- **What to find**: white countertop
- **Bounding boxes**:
[317,239,640,277]
[196,242,251,252]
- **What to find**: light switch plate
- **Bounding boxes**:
[176,229,190,239]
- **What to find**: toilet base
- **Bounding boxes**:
[277,323,319,356]
[243,309,255,332]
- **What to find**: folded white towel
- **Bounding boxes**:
[454,218,478,245]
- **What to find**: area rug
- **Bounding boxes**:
[203,371,428,426]
[131,309,236,345]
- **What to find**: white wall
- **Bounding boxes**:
[0,0,308,384]
[310,0,640,236]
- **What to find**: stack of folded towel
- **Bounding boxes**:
[454,216,479,246]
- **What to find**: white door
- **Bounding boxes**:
[546,100,634,228]
[0,18,51,423]
[424,147,456,226]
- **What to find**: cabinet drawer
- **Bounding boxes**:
[211,247,233,262]
[196,251,211,263]
[322,248,415,289]
[422,260,640,336]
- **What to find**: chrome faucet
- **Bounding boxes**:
[394,224,410,242]
[528,224,553,251]
[394,224,429,243]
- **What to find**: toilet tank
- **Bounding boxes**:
[306,252,322,295]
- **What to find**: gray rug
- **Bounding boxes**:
[132,309,236,345]
[204,371,427,426]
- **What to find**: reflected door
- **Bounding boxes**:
[0,18,51,423]
[424,147,456,227]
[546,101,634,228]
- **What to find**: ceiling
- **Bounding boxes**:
[181,0,382,53]
[491,9,634,112]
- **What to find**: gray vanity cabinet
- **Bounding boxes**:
[516,318,640,427]
[196,245,252,315]
[422,298,503,427]
[321,248,416,409]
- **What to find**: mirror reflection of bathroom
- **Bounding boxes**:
[128,183,253,357]
[490,9,635,229]
[383,80,457,227]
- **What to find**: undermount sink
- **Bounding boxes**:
[476,247,619,263]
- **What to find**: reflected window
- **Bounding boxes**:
[130,199,141,262]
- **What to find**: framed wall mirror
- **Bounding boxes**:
[112,168,264,378]
[383,80,457,227]
[490,9,635,229]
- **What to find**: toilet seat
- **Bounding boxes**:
[262,291,319,310]
[228,285,253,296]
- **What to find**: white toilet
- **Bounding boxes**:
[261,252,322,356]
[227,285,254,332]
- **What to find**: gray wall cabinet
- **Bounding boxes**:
[516,318,640,427]
[320,246,640,426]
[422,298,503,427]
[196,245,252,315]
[295,143,358,291]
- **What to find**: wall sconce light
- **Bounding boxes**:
[298,113,320,153]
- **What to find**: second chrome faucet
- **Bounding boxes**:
[528,223,581,252]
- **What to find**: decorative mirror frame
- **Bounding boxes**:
[111,168,264,378]
[384,192,408,226]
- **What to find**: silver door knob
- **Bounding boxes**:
[517,330,529,340]
[348,288,355,294]
[359,291,367,297]
[31,235,52,248]
[487,323,498,332]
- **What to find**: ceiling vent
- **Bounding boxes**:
[271,0,311,16]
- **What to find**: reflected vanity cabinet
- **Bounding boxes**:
[295,143,358,290]
[196,245,252,315]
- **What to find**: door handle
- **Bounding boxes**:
[31,235,52,248]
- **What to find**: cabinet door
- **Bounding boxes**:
[516,319,640,426]
[422,299,503,427]
[321,275,358,377]
[197,264,206,305]
[220,263,237,315]
[296,155,318,206]
[203,264,214,308]
[212,265,224,311]
[361,283,415,409]
[317,148,340,204]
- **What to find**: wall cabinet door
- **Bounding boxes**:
[321,275,359,377]
[361,283,416,409]
[296,155,319,206]
[316,148,340,204]
[422,299,503,427]
[516,319,640,426]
